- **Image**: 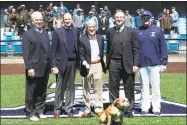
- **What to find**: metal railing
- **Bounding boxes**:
[0,37,186,58]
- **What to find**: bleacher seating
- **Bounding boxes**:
[0,7,186,55]
[0,42,8,53]
[12,41,22,54]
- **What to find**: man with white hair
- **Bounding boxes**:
[79,20,106,117]
[22,11,51,121]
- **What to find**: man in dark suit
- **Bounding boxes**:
[106,10,139,118]
[22,11,51,121]
[79,20,106,117]
[51,13,80,118]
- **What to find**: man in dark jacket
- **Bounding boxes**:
[106,10,139,118]
[22,11,51,121]
[51,13,80,118]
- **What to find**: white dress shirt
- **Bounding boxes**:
[89,35,100,62]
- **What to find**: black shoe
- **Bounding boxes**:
[154,112,161,117]
[126,112,133,118]
[141,111,148,116]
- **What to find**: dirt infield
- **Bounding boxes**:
[1,62,186,75]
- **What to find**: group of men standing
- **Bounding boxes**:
[22,9,168,121]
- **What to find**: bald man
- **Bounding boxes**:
[51,13,80,118]
[79,20,106,117]
[22,11,51,121]
[106,10,139,118]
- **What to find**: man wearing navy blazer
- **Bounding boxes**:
[22,11,51,121]
[51,13,80,118]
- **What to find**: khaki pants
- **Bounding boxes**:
[82,63,103,113]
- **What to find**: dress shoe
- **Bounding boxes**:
[96,112,102,117]
[81,112,90,117]
[54,114,60,119]
[66,112,73,117]
[154,112,161,117]
[141,110,148,116]
[126,112,133,118]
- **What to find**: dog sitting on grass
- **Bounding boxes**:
[99,98,130,125]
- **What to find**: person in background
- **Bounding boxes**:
[84,11,98,32]
[9,8,19,34]
[17,15,26,38]
[4,9,11,32]
[57,1,68,14]
[136,10,168,117]
[73,8,84,35]
[53,12,64,29]
[51,13,80,118]
[22,11,51,121]
[79,20,106,117]
[170,7,179,34]
[161,9,173,34]
[104,5,111,19]
[98,10,109,35]
[135,9,142,29]
[18,4,29,26]
[124,10,132,28]
[73,3,81,15]
[158,8,166,28]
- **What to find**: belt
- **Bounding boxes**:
[91,60,101,64]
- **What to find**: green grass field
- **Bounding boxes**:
[1,72,186,125]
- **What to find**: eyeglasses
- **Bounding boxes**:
[141,16,151,20]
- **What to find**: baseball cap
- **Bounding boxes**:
[91,5,95,8]
[21,4,25,7]
[39,5,43,8]
[77,8,81,11]
[4,9,8,12]
[141,10,152,17]
[89,11,94,14]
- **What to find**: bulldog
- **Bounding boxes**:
[99,98,130,125]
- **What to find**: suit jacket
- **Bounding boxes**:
[79,34,106,77]
[106,26,139,74]
[22,28,51,77]
[51,26,80,73]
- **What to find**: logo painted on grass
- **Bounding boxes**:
[1,82,186,118]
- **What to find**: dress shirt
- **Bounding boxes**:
[89,35,100,62]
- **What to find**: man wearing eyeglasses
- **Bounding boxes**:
[136,10,168,116]
[106,10,139,118]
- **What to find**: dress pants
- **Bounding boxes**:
[25,65,50,117]
[109,59,135,112]
[82,63,103,113]
[54,60,76,114]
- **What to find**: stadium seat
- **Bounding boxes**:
[0,42,8,53]
[12,41,22,53]
[6,36,12,40]
[12,36,20,40]
[167,34,180,52]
